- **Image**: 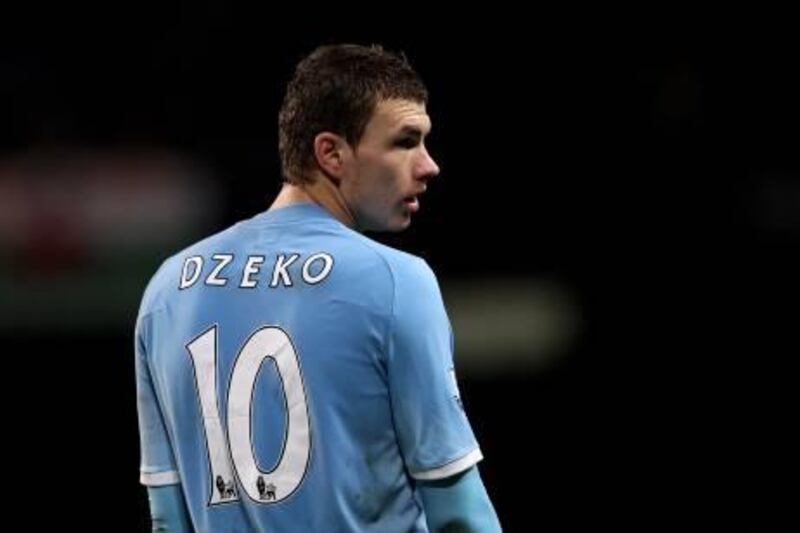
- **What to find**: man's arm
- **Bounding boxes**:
[417,466,502,532]
[147,484,192,532]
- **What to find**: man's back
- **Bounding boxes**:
[136,202,482,531]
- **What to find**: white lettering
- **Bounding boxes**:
[240,256,265,288]
[206,254,234,286]
[180,256,203,289]
[302,253,334,284]
[270,254,300,288]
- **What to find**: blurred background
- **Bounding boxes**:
[2,8,797,530]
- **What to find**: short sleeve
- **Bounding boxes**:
[136,312,180,486]
[386,258,482,480]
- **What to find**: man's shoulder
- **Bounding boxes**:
[342,231,433,285]
[137,223,243,316]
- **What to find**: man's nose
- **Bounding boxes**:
[417,145,440,179]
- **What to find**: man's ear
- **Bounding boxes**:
[313,132,350,184]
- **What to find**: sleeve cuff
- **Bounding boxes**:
[410,447,483,481]
[140,469,180,486]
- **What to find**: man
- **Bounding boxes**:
[136,43,502,531]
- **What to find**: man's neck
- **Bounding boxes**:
[269,178,357,229]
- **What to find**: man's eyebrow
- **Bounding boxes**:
[395,125,428,138]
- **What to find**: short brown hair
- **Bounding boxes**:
[278,44,428,184]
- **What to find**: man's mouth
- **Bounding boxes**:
[403,196,419,212]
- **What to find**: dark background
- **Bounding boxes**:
[2,9,797,531]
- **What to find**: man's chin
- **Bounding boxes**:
[362,216,411,233]
[391,219,412,232]
[390,211,413,232]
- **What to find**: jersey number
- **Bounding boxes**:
[186,326,311,505]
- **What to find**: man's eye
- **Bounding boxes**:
[395,138,418,148]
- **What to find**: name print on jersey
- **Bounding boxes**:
[179,253,335,290]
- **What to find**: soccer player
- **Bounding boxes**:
[135,43,502,532]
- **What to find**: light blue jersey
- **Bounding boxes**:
[135,202,482,532]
